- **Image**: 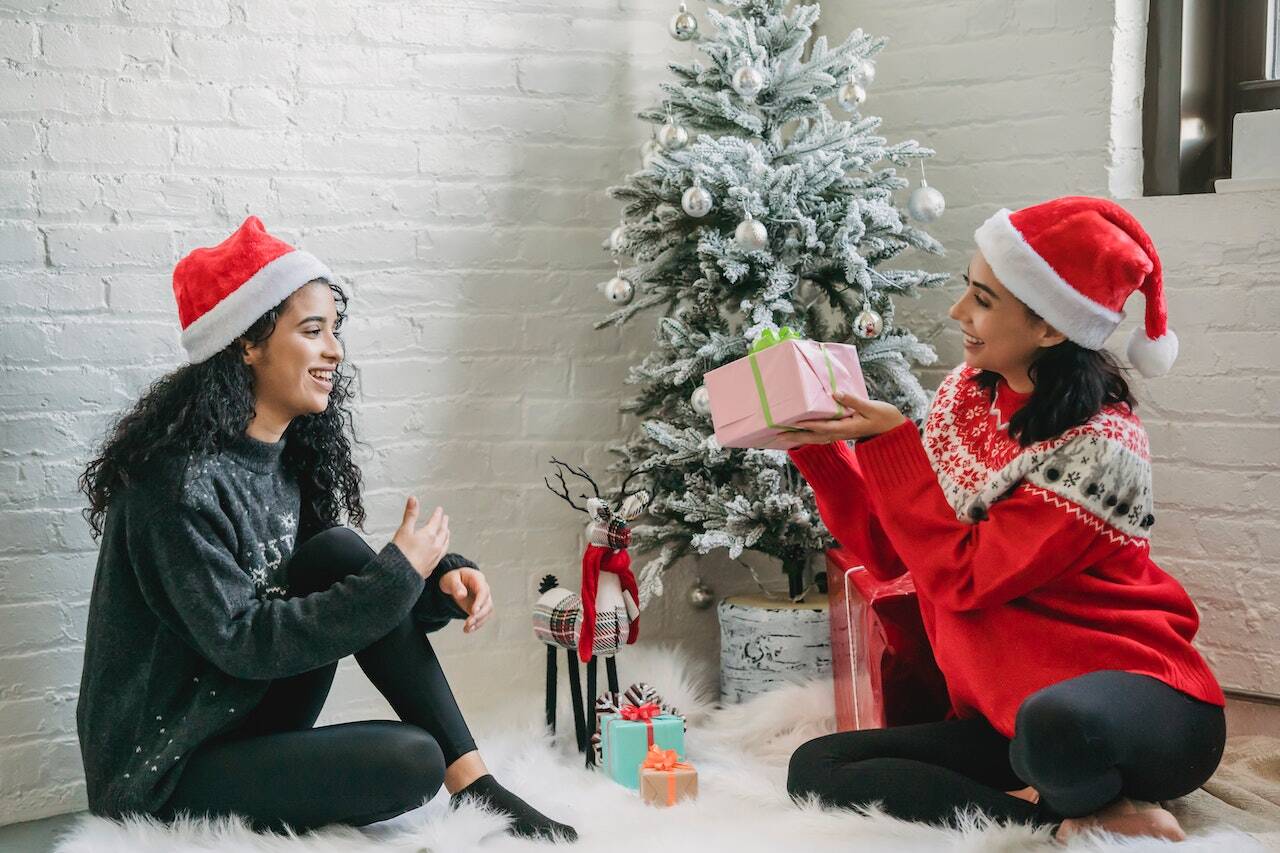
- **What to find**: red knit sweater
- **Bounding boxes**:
[790,365,1224,737]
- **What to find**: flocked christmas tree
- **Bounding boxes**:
[598,0,949,602]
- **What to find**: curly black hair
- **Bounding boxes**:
[971,340,1136,447]
[79,281,365,540]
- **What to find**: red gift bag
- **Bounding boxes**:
[826,548,951,731]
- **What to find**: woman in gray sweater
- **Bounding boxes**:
[76,216,575,841]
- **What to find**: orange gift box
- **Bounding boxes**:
[637,746,698,807]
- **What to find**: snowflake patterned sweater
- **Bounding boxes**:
[790,365,1224,737]
[77,434,473,818]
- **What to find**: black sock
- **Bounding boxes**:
[450,774,577,842]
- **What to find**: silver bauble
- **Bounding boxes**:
[681,184,713,218]
[690,384,711,415]
[688,578,714,610]
[907,180,946,223]
[668,4,698,40]
[855,305,884,338]
[854,58,876,85]
[657,120,689,151]
[604,275,634,304]
[731,65,766,100]
[734,215,769,251]
[837,81,867,111]
[609,223,626,252]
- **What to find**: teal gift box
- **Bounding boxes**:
[599,712,685,790]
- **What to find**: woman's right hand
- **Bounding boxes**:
[392,497,450,580]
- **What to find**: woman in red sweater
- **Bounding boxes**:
[784,197,1225,842]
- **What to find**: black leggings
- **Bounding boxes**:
[787,670,1225,827]
[157,527,477,833]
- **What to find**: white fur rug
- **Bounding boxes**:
[53,646,1270,853]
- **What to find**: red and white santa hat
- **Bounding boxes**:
[173,216,333,363]
[974,196,1177,377]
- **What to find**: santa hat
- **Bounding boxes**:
[973,196,1178,377]
[173,216,333,363]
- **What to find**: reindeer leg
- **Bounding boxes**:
[585,656,599,767]
[605,655,620,695]
[565,649,587,754]
[545,645,557,734]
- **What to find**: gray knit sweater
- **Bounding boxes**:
[76,434,469,818]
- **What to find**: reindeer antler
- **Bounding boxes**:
[617,466,648,500]
[544,457,600,513]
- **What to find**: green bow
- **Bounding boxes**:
[749,326,802,354]
[746,329,846,431]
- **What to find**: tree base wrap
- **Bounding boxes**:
[718,594,831,704]
[639,748,698,807]
[704,337,869,449]
[826,548,951,731]
[598,713,685,790]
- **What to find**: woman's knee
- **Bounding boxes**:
[287,526,375,594]
[787,735,841,800]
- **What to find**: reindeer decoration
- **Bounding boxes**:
[534,458,650,762]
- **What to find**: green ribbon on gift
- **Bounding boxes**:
[747,328,845,431]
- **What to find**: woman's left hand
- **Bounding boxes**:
[787,392,908,444]
[439,568,493,634]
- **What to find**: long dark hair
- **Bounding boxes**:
[79,281,364,539]
[972,340,1136,447]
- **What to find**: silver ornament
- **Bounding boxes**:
[855,304,884,338]
[609,223,626,252]
[604,275,634,304]
[853,58,876,86]
[734,214,769,251]
[731,65,766,100]
[907,179,946,223]
[688,578,714,610]
[657,120,689,151]
[681,184,713,218]
[668,4,698,40]
[837,81,867,111]
[690,384,711,415]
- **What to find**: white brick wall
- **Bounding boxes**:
[0,0,675,826]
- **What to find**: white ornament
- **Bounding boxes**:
[907,179,946,222]
[855,304,884,338]
[681,183,713,217]
[734,214,769,251]
[837,81,867,111]
[731,65,766,100]
[657,120,689,151]
[690,384,711,415]
[609,223,626,252]
[853,58,876,85]
[668,4,698,40]
[604,275,634,304]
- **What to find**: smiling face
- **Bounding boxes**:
[241,280,344,438]
[947,252,1066,389]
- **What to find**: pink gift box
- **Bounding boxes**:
[704,339,869,449]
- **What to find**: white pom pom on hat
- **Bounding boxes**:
[973,196,1177,377]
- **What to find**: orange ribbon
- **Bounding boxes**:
[641,745,693,806]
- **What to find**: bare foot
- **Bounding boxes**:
[1056,799,1185,843]
[1006,786,1041,804]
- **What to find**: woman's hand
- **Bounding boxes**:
[787,392,908,445]
[436,568,494,634]
[392,497,451,580]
